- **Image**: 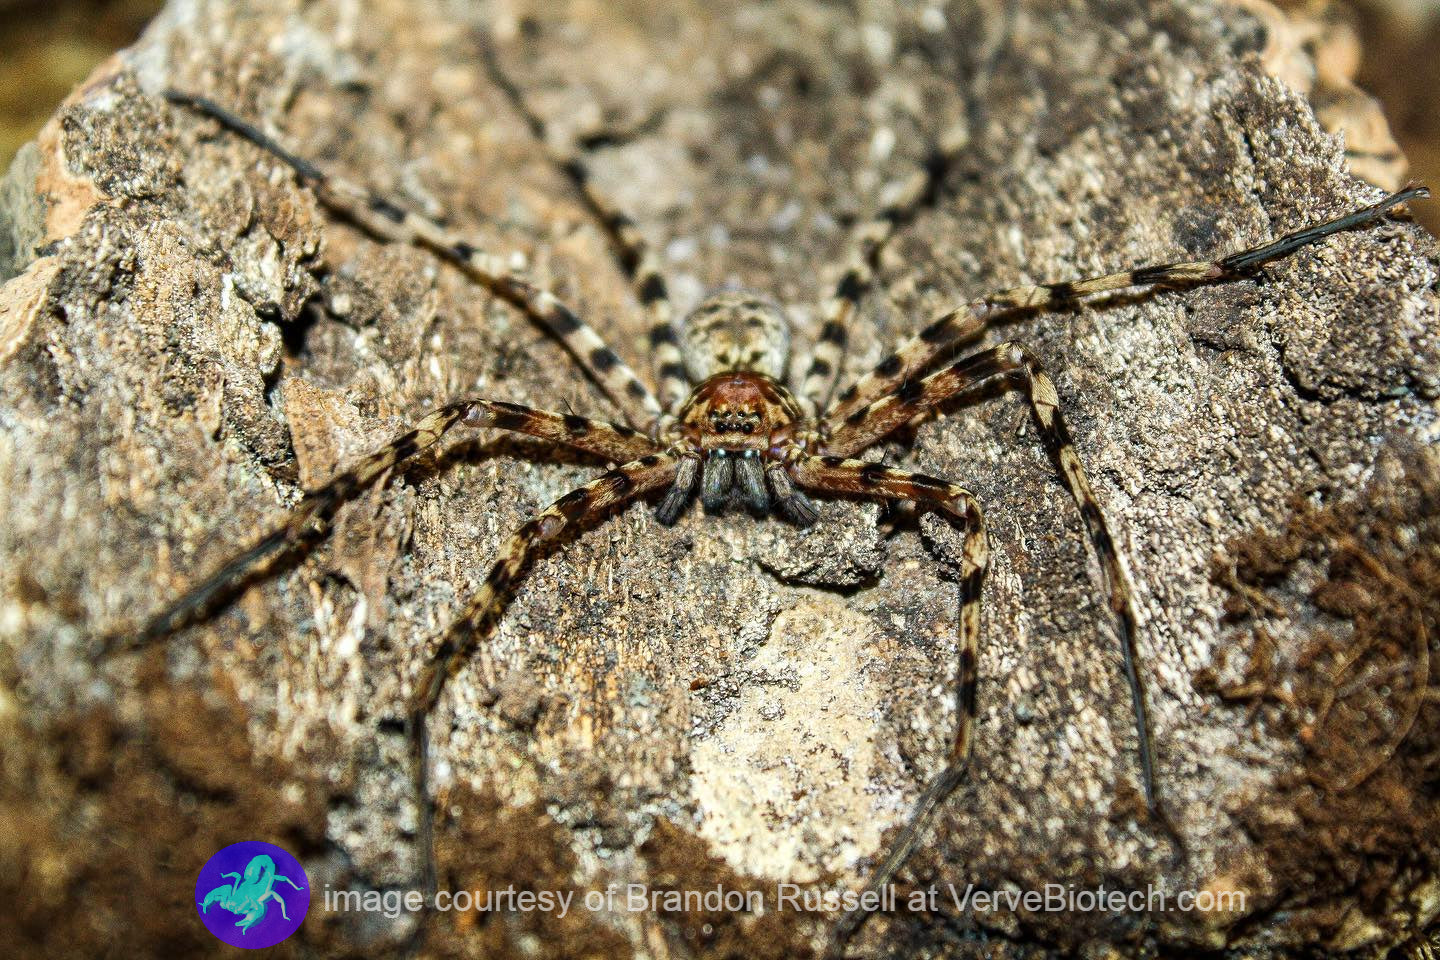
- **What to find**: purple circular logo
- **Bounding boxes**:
[195,841,309,948]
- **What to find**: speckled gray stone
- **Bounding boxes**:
[2,1,1437,957]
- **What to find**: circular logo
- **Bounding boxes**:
[195,841,310,948]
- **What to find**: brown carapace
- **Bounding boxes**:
[664,296,817,523]
[125,83,1427,958]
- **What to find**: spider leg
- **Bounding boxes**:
[114,399,656,649]
[479,47,691,416]
[407,452,679,898]
[798,133,967,416]
[783,455,987,957]
[825,185,1428,423]
[822,341,1157,812]
[163,91,664,430]
[976,184,1429,310]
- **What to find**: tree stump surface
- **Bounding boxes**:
[1,1,1437,957]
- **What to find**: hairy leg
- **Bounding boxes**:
[785,455,987,957]
[116,399,656,648]
[164,90,665,429]
[407,453,679,896]
[478,46,692,417]
[822,340,1156,809]
[798,133,968,415]
[825,185,1427,423]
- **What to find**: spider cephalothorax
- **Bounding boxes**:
[660,293,817,523]
[133,87,1427,959]
[663,368,817,523]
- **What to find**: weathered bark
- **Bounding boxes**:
[2,1,1437,958]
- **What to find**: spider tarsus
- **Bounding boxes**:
[107,522,304,654]
[825,761,969,958]
[1218,183,1429,275]
[403,707,437,958]
[1120,621,1159,812]
[1150,798,1189,867]
[163,89,325,184]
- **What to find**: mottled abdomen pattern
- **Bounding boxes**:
[681,292,792,382]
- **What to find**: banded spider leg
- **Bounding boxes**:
[813,339,1148,956]
[476,41,693,417]
[135,91,688,906]
[162,90,666,432]
[829,184,1431,424]
[817,184,1427,954]
[797,128,970,417]
[788,456,987,954]
[407,452,680,893]
[111,400,658,648]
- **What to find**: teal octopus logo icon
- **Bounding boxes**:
[195,841,309,948]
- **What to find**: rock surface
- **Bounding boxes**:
[1,0,1437,957]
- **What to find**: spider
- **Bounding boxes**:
[117,78,1425,955]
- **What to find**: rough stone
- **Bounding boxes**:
[2,1,1437,957]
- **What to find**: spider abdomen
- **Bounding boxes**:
[681,291,791,381]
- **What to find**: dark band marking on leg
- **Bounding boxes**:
[639,273,668,304]
[835,270,865,302]
[368,194,407,223]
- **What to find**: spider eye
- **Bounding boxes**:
[742,423,753,434]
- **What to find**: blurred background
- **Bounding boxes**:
[0,0,1437,233]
